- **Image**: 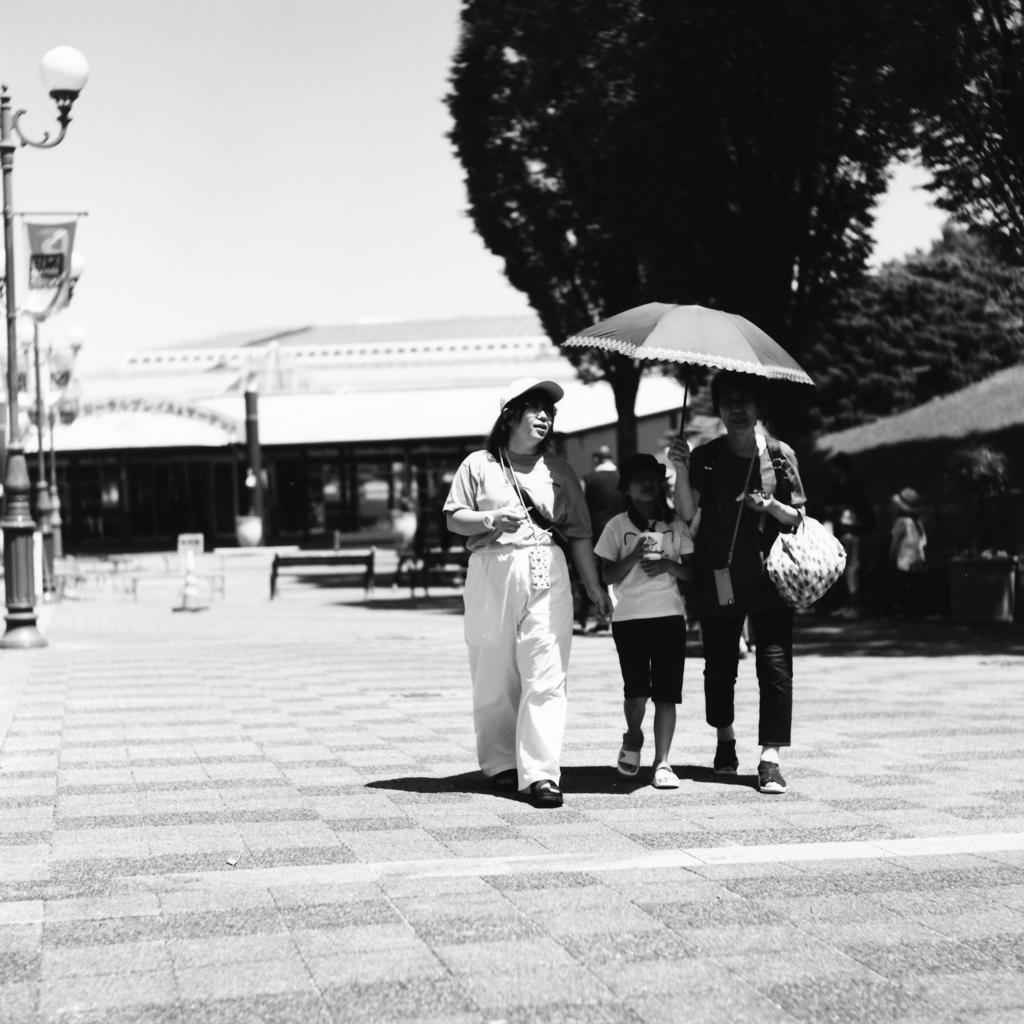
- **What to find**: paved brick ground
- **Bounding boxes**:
[1,553,1023,1023]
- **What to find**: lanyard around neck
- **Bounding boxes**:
[500,448,551,545]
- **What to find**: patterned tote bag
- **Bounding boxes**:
[766,515,847,609]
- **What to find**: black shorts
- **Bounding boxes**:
[611,615,686,704]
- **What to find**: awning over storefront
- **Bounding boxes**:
[24,398,242,453]
[202,375,687,445]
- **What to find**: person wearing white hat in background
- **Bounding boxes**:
[444,378,612,808]
[889,487,927,617]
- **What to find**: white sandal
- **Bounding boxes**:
[652,763,680,789]
[616,747,642,777]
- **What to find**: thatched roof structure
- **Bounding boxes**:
[816,364,1024,456]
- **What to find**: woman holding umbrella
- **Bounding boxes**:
[565,303,816,794]
[668,371,806,794]
[444,377,611,808]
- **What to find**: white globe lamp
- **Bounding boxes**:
[40,47,90,97]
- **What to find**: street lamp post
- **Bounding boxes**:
[47,401,59,557]
[31,320,54,597]
[48,330,84,561]
[1,47,88,648]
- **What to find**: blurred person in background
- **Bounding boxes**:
[828,454,876,619]
[889,487,927,617]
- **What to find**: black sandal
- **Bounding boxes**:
[529,780,563,808]
[489,769,518,792]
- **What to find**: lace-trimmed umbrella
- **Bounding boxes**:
[564,302,815,422]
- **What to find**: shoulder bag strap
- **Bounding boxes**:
[725,451,758,568]
[765,437,792,505]
[499,449,558,547]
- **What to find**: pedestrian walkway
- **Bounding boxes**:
[1,561,1023,1023]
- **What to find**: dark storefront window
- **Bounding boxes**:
[274,457,305,536]
[214,462,237,535]
[409,445,466,551]
[68,454,240,551]
[269,452,346,542]
[128,463,155,537]
[357,459,392,530]
[67,459,123,545]
[153,463,188,538]
[306,459,342,537]
[62,442,474,554]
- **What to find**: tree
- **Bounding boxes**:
[944,442,1014,551]
[806,226,1024,431]
[918,0,1024,263]
[447,1,959,452]
[448,0,651,456]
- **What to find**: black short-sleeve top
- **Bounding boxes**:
[688,435,807,617]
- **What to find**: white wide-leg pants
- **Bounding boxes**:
[463,545,574,789]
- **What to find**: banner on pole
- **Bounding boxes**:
[23,220,77,318]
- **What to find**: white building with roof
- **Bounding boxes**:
[42,316,686,552]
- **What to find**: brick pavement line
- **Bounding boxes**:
[0,653,38,751]
[0,603,59,750]
[127,829,1024,892]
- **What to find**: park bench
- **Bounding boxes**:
[410,546,470,598]
[270,549,376,599]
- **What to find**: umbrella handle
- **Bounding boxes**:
[678,374,689,439]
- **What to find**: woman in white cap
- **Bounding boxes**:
[444,377,612,807]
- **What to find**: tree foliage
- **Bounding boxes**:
[807,226,1024,431]
[917,0,1024,263]
[944,443,1013,498]
[447,0,958,451]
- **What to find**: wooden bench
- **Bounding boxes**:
[411,547,470,598]
[270,549,376,599]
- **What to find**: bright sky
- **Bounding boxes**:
[869,161,946,268]
[2,1,946,374]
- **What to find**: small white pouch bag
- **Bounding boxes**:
[528,546,551,590]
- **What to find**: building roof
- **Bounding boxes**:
[164,315,546,351]
[120,315,558,392]
[44,314,685,453]
[33,375,687,453]
[816,364,1024,455]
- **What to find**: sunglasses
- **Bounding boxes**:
[523,399,556,415]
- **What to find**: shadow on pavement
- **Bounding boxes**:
[367,767,650,797]
[343,594,465,614]
[366,764,758,797]
[792,617,1024,657]
[673,764,759,790]
[366,771,535,799]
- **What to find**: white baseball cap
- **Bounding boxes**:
[499,377,565,411]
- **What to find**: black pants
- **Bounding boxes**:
[700,607,794,747]
[611,615,686,703]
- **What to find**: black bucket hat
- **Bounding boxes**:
[618,452,667,491]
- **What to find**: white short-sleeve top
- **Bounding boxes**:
[595,512,692,621]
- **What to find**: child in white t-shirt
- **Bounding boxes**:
[595,453,694,788]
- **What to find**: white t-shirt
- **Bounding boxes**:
[892,515,927,572]
[595,512,693,621]
[443,449,592,551]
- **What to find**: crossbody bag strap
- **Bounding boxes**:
[499,449,554,547]
[725,451,758,568]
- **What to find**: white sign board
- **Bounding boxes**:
[177,533,204,573]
